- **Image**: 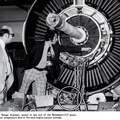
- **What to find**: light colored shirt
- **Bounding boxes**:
[0,39,14,94]
[0,39,12,75]
[36,41,55,69]
[36,41,50,68]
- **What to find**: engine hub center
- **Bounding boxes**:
[70,26,89,45]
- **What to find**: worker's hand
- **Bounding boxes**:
[81,47,92,52]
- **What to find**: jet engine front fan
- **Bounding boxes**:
[23,0,120,95]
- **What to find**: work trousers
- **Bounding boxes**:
[19,68,47,96]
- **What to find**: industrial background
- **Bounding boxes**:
[0,0,120,111]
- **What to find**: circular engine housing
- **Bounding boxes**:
[23,0,120,95]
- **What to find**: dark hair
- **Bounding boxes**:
[0,29,9,37]
[45,28,57,41]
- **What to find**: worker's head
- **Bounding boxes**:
[0,26,14,44]
[45,28,58,44]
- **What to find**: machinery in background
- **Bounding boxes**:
[21,0,120,111]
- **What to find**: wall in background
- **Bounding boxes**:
[0,6,28,42]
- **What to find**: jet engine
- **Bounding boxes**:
[23,0,120,96]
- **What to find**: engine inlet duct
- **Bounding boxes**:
[23,0,120,95]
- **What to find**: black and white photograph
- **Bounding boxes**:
[0,0,120,119]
